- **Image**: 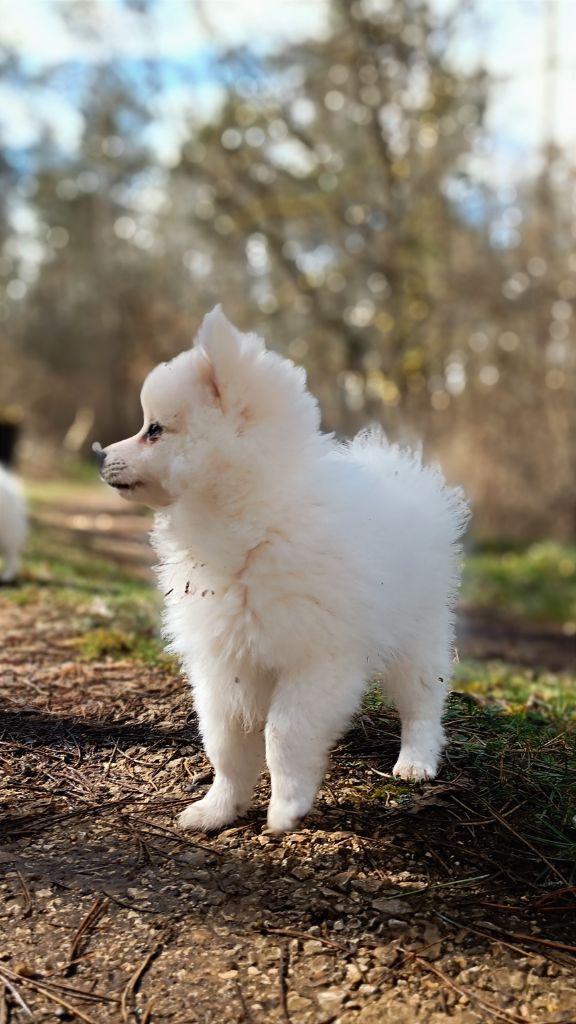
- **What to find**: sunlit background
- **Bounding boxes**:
[1,0,575,538]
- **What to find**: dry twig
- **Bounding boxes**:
[120,933,168,1022]
[0,969,34,1019]
[67,895,109,975]
[277,942,290,1024]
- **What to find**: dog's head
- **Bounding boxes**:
[97,306,320,508]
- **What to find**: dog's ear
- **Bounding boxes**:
[195,305,248,362]
[193,305,319,439]
[194,306,265,418]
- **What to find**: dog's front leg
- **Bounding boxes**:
[265,663,364,833]
[177,683,265,832]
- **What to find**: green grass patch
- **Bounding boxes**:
[24,524,129,587]
[25,478,103,506]
[463,540,576,625]
[71,625,174,668]
[453,659,576,714]
[445,688,576,873]
[4,522,176,668]
[364,667,576,879]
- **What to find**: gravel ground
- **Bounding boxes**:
[1,597,575,1024]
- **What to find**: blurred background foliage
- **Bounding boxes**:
[0,0,575,539]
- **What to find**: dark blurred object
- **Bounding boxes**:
[0,407,23,467]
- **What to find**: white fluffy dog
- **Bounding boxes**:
[99,307,469,833]
[0,464,27,584]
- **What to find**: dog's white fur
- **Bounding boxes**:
[0,464,27,583]
[100,307,469,833]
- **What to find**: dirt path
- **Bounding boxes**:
[1,595,575,1023]
[32,490,152,579]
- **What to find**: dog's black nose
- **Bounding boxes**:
[92,442,106,468]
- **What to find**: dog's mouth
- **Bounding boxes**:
[105,478,142,492]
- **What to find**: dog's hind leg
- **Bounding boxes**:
[265,661,365,833]
[383,653,450,781]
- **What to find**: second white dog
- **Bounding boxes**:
[0,463,27,584]
[99,307,469,833]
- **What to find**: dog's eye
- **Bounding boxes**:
[145,422,164,441]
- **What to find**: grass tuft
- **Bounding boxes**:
[463,540,576,625]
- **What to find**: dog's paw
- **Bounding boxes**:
[266,799,308,834]
[392,753,438,782]
[176,796,239,833]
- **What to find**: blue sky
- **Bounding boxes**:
[0,0,574,183]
